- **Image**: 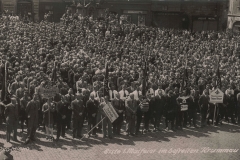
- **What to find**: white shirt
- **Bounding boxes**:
[119,90,129,100]
[147,88,155,98]
[109,90,118,101]
[155,89,165,96]
[225,89,234,95]
[132,90,142,101]
[91,91,99,99]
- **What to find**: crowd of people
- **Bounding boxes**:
[0,7,240,145]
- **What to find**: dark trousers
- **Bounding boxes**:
[144,111,151,130]
[188,109,197,126]
[20,109,27,131]
[72,118,83,138]
[179,111,188,127]
[237,105,240,124]
[175,111,181,127]
[165,112,174,128]
[38,110,43,126]
[226,107,236,123]
[66,109,72,129]
[6,121,18,142]
[153,111,162,129]
[136,111,143,133]
[113,114,123,134]
[88,117,97,135]
[57,119,67,138]
[200,109,207,127]
[27,123,37,140]
[126,114,135,134]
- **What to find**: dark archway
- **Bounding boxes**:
[233,21,240,33]
[17,0,33,22]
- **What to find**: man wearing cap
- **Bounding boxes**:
[25,94,40,144]
[3,96,19,142]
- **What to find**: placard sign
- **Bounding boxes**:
[39,82,59,99]
[103,103,119,123]
[181,105,188,111]
[209,88,223,103]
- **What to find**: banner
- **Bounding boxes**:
[39,82,59,99]
[103,61,109,97]
[103,103,119,123]
[209,88,223,103]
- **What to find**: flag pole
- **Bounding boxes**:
[80,117,106,140]
[213,55,220,125]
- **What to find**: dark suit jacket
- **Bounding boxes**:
[56,101,68,120]
[71,99,84,119]
[5,103,18,123]
[86,99,99,118]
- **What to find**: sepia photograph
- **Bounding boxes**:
[0,0,240,160]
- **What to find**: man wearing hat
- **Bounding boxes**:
[2,96,19,142]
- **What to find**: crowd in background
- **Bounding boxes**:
[0,7,240,144]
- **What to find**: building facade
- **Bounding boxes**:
[0,0,229,31]
[104,0,228,31]
[228,0,240,32]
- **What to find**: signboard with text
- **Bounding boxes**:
[209,88,223,103]
[103,103,119,123]
[39,82,59,99]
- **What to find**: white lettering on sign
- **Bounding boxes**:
[209,88,223,103]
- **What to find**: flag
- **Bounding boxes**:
[1,62,11,103]
[142,59,147,96]
[51,61,57,84]
[103,61,109,97]
[181,67,188,92]
[216,64,222,89]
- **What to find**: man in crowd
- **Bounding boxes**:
[25,94,40,144]
[71,93,84,139]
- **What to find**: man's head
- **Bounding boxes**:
[33,94,38,101]
[76,93,83,100]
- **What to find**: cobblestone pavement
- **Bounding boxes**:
[0,117,240,160]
